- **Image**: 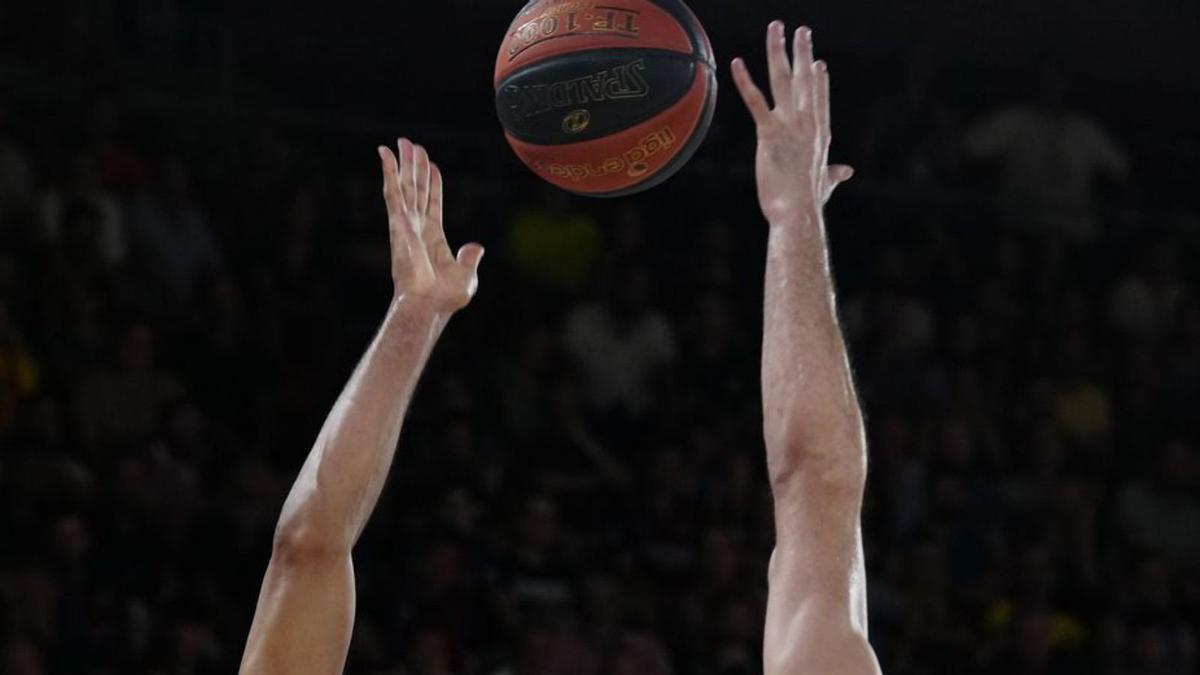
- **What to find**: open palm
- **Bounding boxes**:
[379,139,484,313]
[731,23,854,224]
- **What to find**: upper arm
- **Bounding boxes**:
[763,443,879,675]
[239,543,356,675]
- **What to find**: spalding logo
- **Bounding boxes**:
[502,59,650,122]
[562,109,591,134]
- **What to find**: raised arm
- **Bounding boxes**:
[239,140,485,674]
[732,23,881,675]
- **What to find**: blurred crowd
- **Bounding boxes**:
[2,4,1200,674]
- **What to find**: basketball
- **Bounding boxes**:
[494,0,717,197]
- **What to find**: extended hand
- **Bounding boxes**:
[732,23,854,223]
[379,139,484,312]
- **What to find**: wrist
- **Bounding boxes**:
[767,203,822,230]
[390,294,453,329]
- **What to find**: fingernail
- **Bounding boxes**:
[804,27,813,42]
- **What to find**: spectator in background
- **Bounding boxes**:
[1114,440,1200,569]
[0,298,38,434]
[861,53,960,188]
[0,636,45,675]
[0,104,35,229]
[845,246,937,361]
[1051,336,1113,449]
[678,288,754,417]
[155,614,228,675]
[495,323,563,443]
[497,494,578,626]
[489,627,559,675]
[1109,238,1188,343]
[39,151,127,270]
[130,157,222,305]
[564,263,677,427]
[605,631,674,675]
[401,628,460,675]
[75,320,181,451]
[85,97,149,199]
[963,69,1128,242]
[1105,611,1197,675]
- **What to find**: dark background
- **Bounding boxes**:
[1,1,1198,673]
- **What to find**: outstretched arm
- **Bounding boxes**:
[239,140,485,675]
[733,23,880,675]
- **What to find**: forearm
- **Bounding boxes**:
[761,206,864,486]
[761,204,873,652]
[274,296,447,553]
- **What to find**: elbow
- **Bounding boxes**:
[766,631,878,675]
[764,598,877,675]
[271,519,351,566]
[765,431,867,496]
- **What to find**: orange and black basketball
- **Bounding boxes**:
[495,0,717,197]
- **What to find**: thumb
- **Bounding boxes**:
[829,164,855,186]
[456,243,485,273]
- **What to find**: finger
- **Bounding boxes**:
[792,26,813,110]
[423,163,454,264]
[413,144,432,217]
[397,138,413,208]
[427,162,444,228]
[378,146,401,216]
[814,59,831,150]
[456,243,486,274]
[391,139,425,258]
[766,21,792,109]
[731,58,770,126]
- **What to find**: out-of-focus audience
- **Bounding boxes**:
[1,8,1198,675]
[963,70,1129,242]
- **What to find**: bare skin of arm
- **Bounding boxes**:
[733,22,882,675]
[238,139,485,674]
